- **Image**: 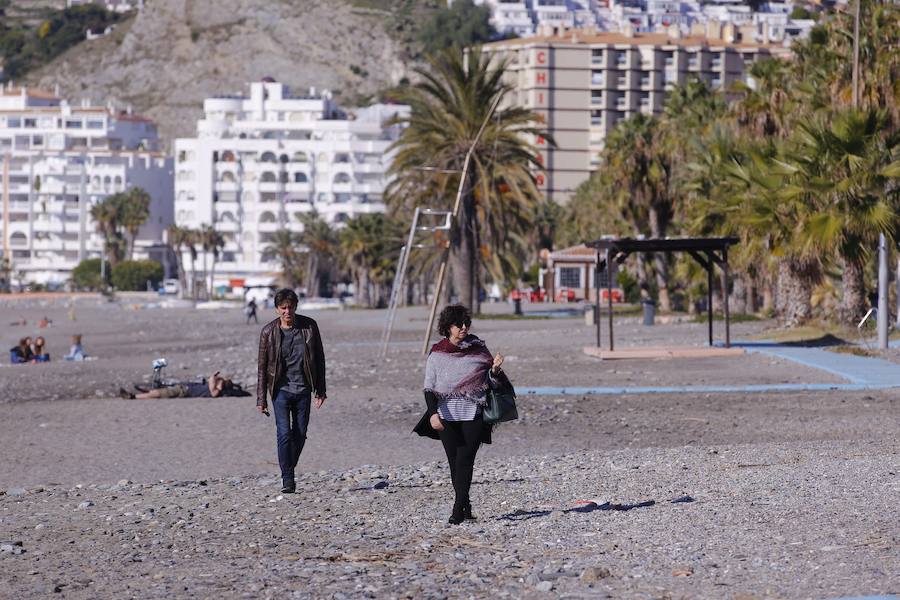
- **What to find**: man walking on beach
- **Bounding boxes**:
[257,288,327,493]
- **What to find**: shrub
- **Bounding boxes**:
[70,258,104,291]
[111,259,163,291]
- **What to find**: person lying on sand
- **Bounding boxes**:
[119,371,250,399]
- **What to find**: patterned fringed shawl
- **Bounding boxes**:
[423,334,493,405]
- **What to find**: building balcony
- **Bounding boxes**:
[284,182,312,193]
[215,181,239,192]
[257,182,282,193]
[215,221,240,233]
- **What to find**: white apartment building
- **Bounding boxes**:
[481,28,789,203]
[466,0,814,44]
[66,0,144,12]
[173,80,409,285]
[0,86,174,286]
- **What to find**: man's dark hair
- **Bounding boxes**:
[274,288,299,308]
[437,304,472,338]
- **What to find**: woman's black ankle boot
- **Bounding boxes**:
[463,501,475,521]
[448,502,465,525]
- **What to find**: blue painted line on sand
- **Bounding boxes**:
[519,383,899,396]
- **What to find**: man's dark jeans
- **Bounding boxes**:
[273,388,311,481]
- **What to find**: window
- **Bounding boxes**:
[591,48,604,63]
[663,51,674,67]
[24,118,37,128]
[559,267,581,289]
[66,120,83,129]
[591,71,604,86]
[616,52,628,68]
[87,120,104,129]
[591,90,603,105]
[7,117,21,128]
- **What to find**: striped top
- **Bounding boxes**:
[436,370,500,421]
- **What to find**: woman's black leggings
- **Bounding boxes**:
[438,416,483,507]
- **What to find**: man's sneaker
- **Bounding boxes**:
[281,479,296,494]
[118,387,135,400]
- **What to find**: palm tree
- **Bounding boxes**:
[296,211,336,297]
[387,47,548,311]
[89,196,126,268]
[265,229,303,288]
[200,225,225,299]
[778,108,900,322]
[602,114,675,310]
[338,213,404,307]
[120,188,151,260]
[166,224,191,299]
[730,58,795,139]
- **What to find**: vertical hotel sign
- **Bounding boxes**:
[532,46,551,197]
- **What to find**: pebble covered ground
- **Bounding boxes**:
[1,296,898,598]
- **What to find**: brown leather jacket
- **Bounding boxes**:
[257,314,326,408]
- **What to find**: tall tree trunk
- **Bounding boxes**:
[731,275,747,315]
[359,269,371,307]
[451,190,477,310]
[189,253,197,306]
[839,257,868,325]
[201,250,208,300]
[775,258,815,326]
[647,206,671,311]
[175,249,187,299]
[209,255,217,300]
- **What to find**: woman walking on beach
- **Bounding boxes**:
[414,304,506,524]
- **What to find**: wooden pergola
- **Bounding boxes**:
[586,237,740,350]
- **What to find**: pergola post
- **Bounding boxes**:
[606,247,614,351]
[706,252,714,347]
[723,246,731,348]
[595,251,601,348]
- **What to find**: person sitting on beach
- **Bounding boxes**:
[119,371,248,399]
[31,336,49,362]
[10,337,34,364]
[63,335,87,361]
[38,316,51,329]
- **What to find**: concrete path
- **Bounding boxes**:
[520,341,900,395]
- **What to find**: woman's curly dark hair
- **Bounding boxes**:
[437,304,472,338]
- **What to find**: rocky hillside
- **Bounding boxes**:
[24,0,435,148]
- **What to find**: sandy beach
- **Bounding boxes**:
[1,295,897,598]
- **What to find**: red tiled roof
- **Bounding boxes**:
[549,244,598,261]
[0,87,60,100]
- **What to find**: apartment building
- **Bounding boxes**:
[481,27,789,203]
[0,86,173,286]
[173,80,409,284]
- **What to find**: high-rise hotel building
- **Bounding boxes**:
[481,27,790,203]
[0,85,173,286]
[173,80,408,284]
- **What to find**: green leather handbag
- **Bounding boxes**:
[483,377,518,424]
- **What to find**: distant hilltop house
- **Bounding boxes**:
[173,79,410,288]
[67,0,144,13]
[0,84,174,287]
